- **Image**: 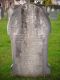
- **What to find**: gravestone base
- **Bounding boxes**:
[12,66,50,77]
[11,33,50,77]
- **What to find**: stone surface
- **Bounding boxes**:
[8,6,14,20]
[7,6,14,35]
[0,7,1,20]
[49,10,57,20]
[7,2,51,76]
[1,7,4,18]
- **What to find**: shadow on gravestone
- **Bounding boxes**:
[7,0,51,77]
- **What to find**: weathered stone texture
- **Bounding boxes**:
[0,8,1,19]
[7,3,50,76]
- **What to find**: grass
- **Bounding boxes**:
[0,14,60,80]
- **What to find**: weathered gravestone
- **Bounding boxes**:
[0,6,4,20]
[8,4,14,20]
[1,7,4,18]
[7,0,51,77]
[49,9,57,20]
[0,7,1,20]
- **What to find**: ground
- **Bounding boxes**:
[0,14,60,80]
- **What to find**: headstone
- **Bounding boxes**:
[7,0,51,77]
[47,7,51,13]
[7,4,14,35]
[49,9,57,20]
[0,4,4,19]
[8,5,14,20]
[0,7,1,20]
[1,7,4,18]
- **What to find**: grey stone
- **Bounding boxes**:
[1,7,4,18]
[0,7,2,20]
[49,10,57,20]
[8,6,14,20]
[0,8,1,20]
[0,7,4,19]
[7,1,51,77]
[7,6,14,35]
